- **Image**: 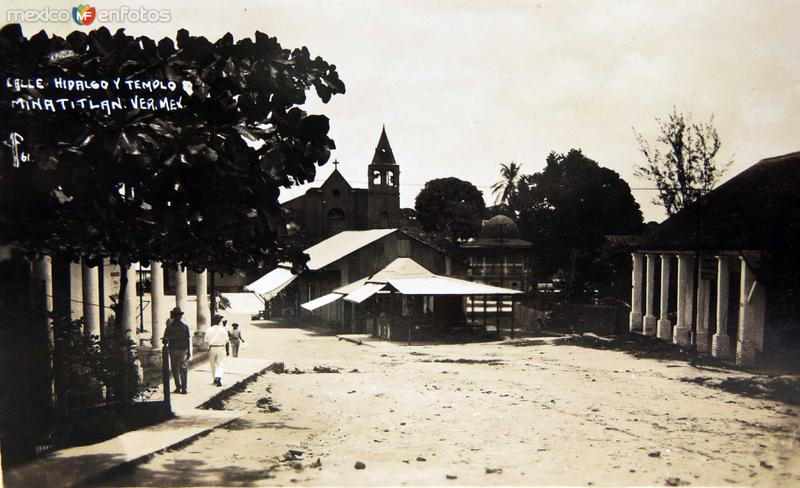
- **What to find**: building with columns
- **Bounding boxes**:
[628,151,800,366]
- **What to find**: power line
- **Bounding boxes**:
[336,180,706,191]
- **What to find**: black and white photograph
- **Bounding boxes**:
[0,0,798,486]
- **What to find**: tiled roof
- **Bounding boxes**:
[638,151,800,251]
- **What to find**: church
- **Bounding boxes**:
[281,126,402,247]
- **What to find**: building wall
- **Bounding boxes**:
[297,231,463,331]
[466,248,530,291]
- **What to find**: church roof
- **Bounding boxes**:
[371,126,397,166]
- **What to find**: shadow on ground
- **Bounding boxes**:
[6,452,127,488]
[509,333,800,405]
[88,458,280,487]
[222,418,310,431]
[680,376,800,406]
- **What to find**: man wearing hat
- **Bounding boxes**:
[204,314,229,386]
[163,307,191,394]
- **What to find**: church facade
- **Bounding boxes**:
[282,127,402,247]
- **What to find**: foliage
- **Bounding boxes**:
[414,177,486,245]
[509,149,643,299]
[0,24,345,273]
[490,161,521,206]
[634,108,730,216]
[60,317,143,406]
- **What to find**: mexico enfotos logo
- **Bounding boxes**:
[7,5,172,24]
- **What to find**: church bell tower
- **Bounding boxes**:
[367,126,401,228]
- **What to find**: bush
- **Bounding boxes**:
[59,317,144,408]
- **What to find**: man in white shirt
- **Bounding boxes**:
[204,314,229,386]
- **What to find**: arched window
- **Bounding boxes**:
[386,170,396,187]
[327,208,346,235]
[372,170,382,185]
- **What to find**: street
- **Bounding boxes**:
[97,321,800,487]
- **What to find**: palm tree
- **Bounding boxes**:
[491,161,522,205]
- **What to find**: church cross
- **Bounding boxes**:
[333,159,340,170]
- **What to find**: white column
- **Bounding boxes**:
[175,266,188,315]
[753,284,766,354]
[737,257,766,366]
[34,256,54,352]
[643,254,657,336]
[657,254,672,340]
[712,256,731,358]
[673,254,694,346]
[629,252,644,332]
[694,278,711,354]
[150,261,166,348]
[69,261,83,322]
[119,263,137,340]
[81,261,101,336]
[195,270,210,336]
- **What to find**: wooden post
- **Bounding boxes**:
[162,342,171,414]
[496,295,502,339]
[510,297,515,339]
[470,295,475,329]
[483,294,488,329]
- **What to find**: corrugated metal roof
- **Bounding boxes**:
[334,257,523,298]
[334,257,430,294]
[387,276,523,296]
[304,228,396,270]
[245,229,398,297]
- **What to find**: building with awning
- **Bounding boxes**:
[245,229,464,330]
[301,258,522,340]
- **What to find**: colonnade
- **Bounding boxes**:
[33,258,212,349]
[629,252,766,366]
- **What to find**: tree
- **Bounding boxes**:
[490,161,521,206]
[0,24,345,274]
[0,24,344,437]
[634,108,730,216]
[509,149,643,298]
[414,177,486,245]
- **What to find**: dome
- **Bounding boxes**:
[479,215,520,239]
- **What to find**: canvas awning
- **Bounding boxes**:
[300,292,342,311]
[244,266,297,299]
[344,283,386,303]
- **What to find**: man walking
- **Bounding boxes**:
[204,314,228,386]
[163,307,190,394]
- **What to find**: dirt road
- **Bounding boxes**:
[98,323,800,487]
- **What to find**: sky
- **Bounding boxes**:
[5,0,800,222]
